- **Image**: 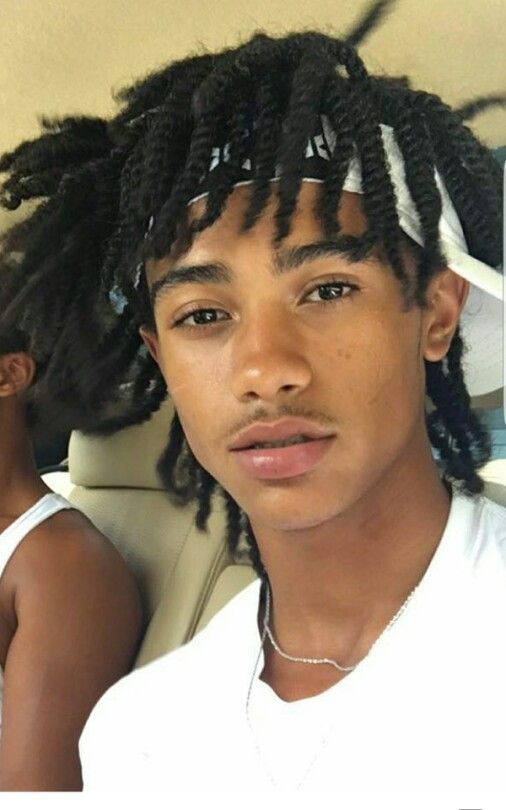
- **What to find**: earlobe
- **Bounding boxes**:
[422,270,469,363]
[0,369,14,398]
[139,325,160,364]
[0,353,36,398]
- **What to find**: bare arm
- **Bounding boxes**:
[0,513,144,791]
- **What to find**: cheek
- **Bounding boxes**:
[319,310,423,426]
[156,344,228,465]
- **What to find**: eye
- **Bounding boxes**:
[303,280,357,303]
[172,307,230,329]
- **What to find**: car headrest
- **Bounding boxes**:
[69,398,174,489]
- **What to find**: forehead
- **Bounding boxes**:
[146,184,370,282]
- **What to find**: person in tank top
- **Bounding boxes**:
[0,341,144,790]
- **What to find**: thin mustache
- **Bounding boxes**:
[226,405,335,441]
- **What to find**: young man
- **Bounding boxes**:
[0,1,504,797]
[0,321,144,789]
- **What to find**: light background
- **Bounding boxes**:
[0,0,504,154]
[0,0,504,234]
[0,0,504,232]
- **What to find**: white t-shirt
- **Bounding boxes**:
[79,491,506,797]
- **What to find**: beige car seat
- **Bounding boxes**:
[43,400,506,670]
[44,398,256,668]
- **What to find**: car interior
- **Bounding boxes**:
[42,399,258,668]
[2,0,505,674]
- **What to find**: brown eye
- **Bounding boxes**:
[173,308,229,328]
[304,281,355,303]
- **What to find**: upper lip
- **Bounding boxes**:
[228,418,336,451]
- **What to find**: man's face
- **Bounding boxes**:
[142,183,448,531]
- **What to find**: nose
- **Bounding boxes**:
[230,309,313,404]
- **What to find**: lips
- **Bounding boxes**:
[229,418,335,480]
[229,418,335,451]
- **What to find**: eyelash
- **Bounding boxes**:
[171,279,358,331]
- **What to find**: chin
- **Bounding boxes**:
[242,486,354,534]
[251,508,344,534]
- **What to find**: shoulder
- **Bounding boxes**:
[475,493,506,560]
[473,493,506,548]
[80,578,262,743]
[2,502,143,646]
[5,502,139,599]
[456,492,506,578]
[79,638,205,769]
[107,576,261,697]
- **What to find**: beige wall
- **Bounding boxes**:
[0,0,504,234]
[0,0,504,150]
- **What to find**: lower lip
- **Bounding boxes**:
[230,437,334,480]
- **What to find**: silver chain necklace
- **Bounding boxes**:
[264,581,419,671]
[246,580,420,790]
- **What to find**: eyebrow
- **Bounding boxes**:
[149,238,376,305]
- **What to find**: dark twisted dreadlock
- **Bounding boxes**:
[0,0,503,577]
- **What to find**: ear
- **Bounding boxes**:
[0,352,36,398]
[139,325,160,364]
[422,269,470,363]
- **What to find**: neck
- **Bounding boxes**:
[0,399,49,520]
[252,434,451,674]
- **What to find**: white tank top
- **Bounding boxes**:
[0,493,73,736]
